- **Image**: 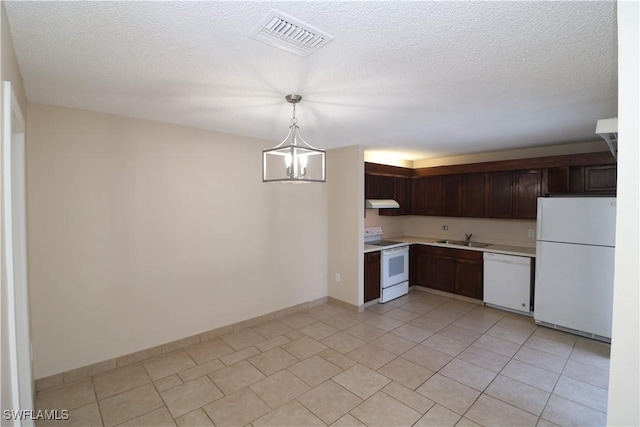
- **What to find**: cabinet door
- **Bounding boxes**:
[395,177,411,215]
[380,176,410,216]
[513,170,542,219]
[409,245,418,286]
[546,166,570,193]
[364,251,381,303]
[462,173,486,217]
[414,245,433,287]
[378,175,395,199]
[424,176,444,216]
[442,175,463,217]
[486,172,513,218]
[431,247,456,293]
[411,177,426,215]
[584,165,617,193]
[365,173,379,199]
[454,249,483,300]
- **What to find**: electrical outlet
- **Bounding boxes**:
[442,225,449,231]
[528,229,535,238]
[335,273,341,282]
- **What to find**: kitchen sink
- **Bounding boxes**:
[435,240,491,248]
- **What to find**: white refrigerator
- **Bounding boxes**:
[534,197,616,341]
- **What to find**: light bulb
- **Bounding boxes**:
[298,154,308,177]
[284,153,293,177]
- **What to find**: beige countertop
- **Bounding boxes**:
[365,235,536,257]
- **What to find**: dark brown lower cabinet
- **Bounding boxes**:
[430,247,456,294]
[364,251,381,303]
[410,245,483,300]
[454,249,483,299]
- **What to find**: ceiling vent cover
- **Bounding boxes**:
[249,9,334,57]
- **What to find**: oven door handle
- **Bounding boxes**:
[382,246,408,255]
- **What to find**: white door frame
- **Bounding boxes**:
[2,81,34,426]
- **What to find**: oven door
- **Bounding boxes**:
[381,246,409,288]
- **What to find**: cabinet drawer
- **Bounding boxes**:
[431,246,456,257]
[455,249,483,261]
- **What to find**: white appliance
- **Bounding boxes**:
[483,253,532,314]
[380,246,409,303]
[366,199,400,209]
[364,226,409,303]
[535,197,616,341]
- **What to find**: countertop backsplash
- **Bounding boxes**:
[364,210,537,248]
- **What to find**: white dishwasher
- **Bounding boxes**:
[483,253,532,314]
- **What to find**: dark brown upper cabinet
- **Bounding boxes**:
[410,177,426,215]
[584,165,617,193]
[367,153,616,220]
[411,176,444,216]
[485,172,514,218]
[380,176,411,216]
[513,170,542,219]
[546,166,570,193]
[545,164,616,195]
[424,176,444,216]
[461,173,486,217]
[442,174,463,217]
[365,173,394,199]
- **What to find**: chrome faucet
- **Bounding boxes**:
[464,233,473,242]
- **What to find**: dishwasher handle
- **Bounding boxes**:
[483,252,531,266]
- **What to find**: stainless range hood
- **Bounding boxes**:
[596,117,618,159]
[366,199,400,209]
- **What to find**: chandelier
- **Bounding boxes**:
[262,95,326,183]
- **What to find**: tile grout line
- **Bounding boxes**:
[35,294,609,427]
[89,375,106,427]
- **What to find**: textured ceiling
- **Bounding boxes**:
[4,1,617,161]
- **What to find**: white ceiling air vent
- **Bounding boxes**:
[249,10,334,57]
[596,117,618,160]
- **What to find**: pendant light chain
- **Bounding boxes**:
[291,102,298,126]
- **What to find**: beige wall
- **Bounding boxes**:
[364,210,535,248]
[26,104,328,378]
[364,209,404,238]
[607,1,639,424]
[404,216,536,248]
[327,146,364,307]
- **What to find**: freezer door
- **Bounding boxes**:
[534,241,615,338]
[537,197,616,246]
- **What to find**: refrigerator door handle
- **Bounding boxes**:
[536,198,543,240]
[536,250,541,277]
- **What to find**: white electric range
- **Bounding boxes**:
[364,227,409,303]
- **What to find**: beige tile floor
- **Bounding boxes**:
[35,291,611,426]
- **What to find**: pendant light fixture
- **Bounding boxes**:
[262,95,326,183]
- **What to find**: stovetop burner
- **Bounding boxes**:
[367,240,403,246]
